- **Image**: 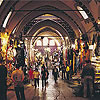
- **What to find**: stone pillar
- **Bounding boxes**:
[26,39,31,67]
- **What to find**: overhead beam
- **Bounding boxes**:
[22,35,68,37]
[14,9,83,12]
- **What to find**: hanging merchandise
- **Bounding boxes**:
[73,51,75,72]
[1,32,9,55]
[65,49,67,61]
[83,42,89,60]
[92,34,96,45]
[79,39,83,64]
[16,47,25,67]
[14,40,17,48]
[6,46,14,61]
[75,39,78,51]
[95,35,100,56]
[82,34,89,42]
[0,38,1,51]
[10,40,13,45]
[68,49,73,74]
[77,38,80,50]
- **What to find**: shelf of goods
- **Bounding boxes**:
[91,56,100,90]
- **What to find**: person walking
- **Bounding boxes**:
[45,67,49,83]
[28,67,34,86]
[0,58,7,100]
[66,64,70,80]
[52,66,59,83]
[11,64,25,100]
[33,68,40,88]
[62,64,66,80]
[81,60,95,98]
[41,67,47,88]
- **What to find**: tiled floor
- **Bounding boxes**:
[7,70,94,100]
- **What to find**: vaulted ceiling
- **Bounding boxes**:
[0,0,100,43]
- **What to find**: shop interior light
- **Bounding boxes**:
[20,41,23,44]
[72,44,75,49]
[13,49,16,57]
[79,51,81,55]
[98,20,100,24]
[2,38,7,45]
[12,39,14,41]
[97,18,100,24]
[3,10,12,28]
[18,44,20,47]
[89,45,94,50]
[66,37,68,40]
[81,42,84,46]
[1,32,9,45]
[77,6,88,19]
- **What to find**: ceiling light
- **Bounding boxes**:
[12,27,16,34]
[65,37,68,40]
[3,10,12,28]
[0,0,3,6]
[97,17,100,24]
[77,6,88,19]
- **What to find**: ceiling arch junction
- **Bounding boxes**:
[7,1,85,41]
[22,18,76,42]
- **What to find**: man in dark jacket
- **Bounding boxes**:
[41,66,47,88]
[0,58,7,100]
[62,64,66,80]
[52,66,58,83]
[81,60,95,98]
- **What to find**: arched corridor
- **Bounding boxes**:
[0,0,100,100]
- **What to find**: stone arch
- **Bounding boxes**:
[9,5,85,38]
[23,19,74,43]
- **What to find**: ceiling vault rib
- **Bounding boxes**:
[13,9,84,12]
[22,36,68,37]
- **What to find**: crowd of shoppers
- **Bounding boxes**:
[0,56,96,100]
